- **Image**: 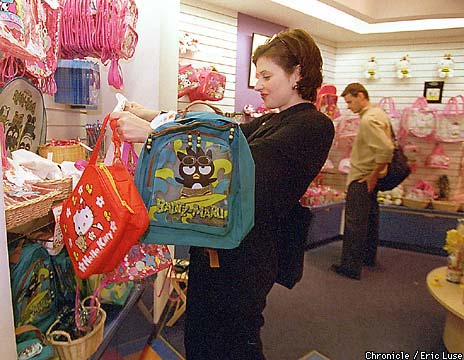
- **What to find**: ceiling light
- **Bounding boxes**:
[271,0,464,33]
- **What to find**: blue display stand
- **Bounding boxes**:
[305,201,345,247]
[379,204,462,255]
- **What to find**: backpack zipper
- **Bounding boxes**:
[99,165,135,214]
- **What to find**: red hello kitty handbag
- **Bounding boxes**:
[60,114,149,279]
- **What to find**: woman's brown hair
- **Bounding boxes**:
[252,28,323,102]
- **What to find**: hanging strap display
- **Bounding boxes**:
[60,0,138,89]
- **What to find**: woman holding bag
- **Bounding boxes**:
[111,28,334,359]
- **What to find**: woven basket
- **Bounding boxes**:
[46,298,106,360]
[431,200,460,212]
[402,198,430,209]
[30,177,73,202]
[5,190,60,230]
[39,143,87,163]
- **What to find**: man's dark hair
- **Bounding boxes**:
[341,82,370,101]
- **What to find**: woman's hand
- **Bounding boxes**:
[110,111,152,143]
[124,101,159,121]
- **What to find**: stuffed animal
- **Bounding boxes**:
[396,55,411,79]
[437,54,455,78]
[179,32,199,54]
[364,57,379,80]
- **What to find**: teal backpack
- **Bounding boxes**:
[9,239,59,335]
[135,108,255,249]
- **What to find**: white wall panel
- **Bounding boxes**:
[178,0,238,113]
[317,38,337,85]
[334,39,464,109]
[326,38,464,196]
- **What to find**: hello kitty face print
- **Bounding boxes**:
[62,182,118,274]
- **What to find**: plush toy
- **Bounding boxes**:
[396,55,411,79]
[179,32,199,54]
[437,54,455,78]
[364,57,379,80]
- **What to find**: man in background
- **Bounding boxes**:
[331,83,394,280]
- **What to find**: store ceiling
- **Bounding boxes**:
[202,0,464,44]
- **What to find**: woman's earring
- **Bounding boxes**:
[292,84,298,90]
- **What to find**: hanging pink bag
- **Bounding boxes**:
[316,84,340,120]
[334,115,360,150]
[60,0,138,89]
[188,67,226,102]
[400,97,437,139]
[0,0,47,62]
[435,96,464,142]
[178,64,199,98]
[24,0,62,94]
[378,97,402,136]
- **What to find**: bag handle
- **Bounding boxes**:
[378,97,397,113]
[455,95,464,113]
[88,113,122,165]
[444,96,459,115]
[412,96,429,110]
[183,100,224,115]
[15,325,45,342]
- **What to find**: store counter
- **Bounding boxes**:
[426,266,464,353]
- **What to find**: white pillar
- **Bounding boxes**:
[0,164,17,359]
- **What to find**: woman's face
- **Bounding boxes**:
[254,56,300,111]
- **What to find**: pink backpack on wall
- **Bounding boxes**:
[188,67,226,102]
[177,64,199,98]
[316,84,340,120]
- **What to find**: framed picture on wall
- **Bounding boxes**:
[248,33,270,88]
[423,81,444,103]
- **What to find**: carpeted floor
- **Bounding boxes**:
[102,240,450,360]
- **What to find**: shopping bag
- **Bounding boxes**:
[60,114,149,278]
[376,127,411,191]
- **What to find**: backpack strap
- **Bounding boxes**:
[15,325,46,342]
[206,248,220,268]
[182,100,224,116]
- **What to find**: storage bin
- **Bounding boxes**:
[305,201,344,247]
